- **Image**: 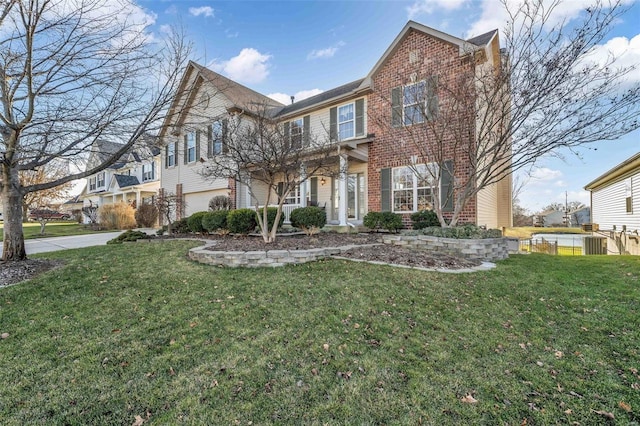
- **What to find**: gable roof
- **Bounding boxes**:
[466,29,498,47]
[275,79,366,118]
[584,152,640,191]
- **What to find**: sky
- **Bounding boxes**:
[133,0,640,213]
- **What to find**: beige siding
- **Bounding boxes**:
[592,170,640,232]
[476,183,498,229]
[184,189,229,216]
[495,175,512,228]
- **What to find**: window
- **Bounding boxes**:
[211,121,224,156]
[97,172,105,188]
[89,176,96,191]
[142,163,155,182]
[403,81,427,125]
[277,183,300,205]
[338,103,354,140]
[186,132,196,163]
[167,143,176,167]
[392,164,438,213]
[290,118,303,149]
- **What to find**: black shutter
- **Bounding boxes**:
[277,182,284,200]
[355,99,364,137]
[440,160,454,212]
[207,124,213,158]
[310,177,318,203]
[381,168,391,212]
[426,76,439,120]
[164,145,169,169]
[283,121,290,149]
[195,130,201,161]
[183,134,188,164]
[329,107,337,141]
[303,115,311,146]
[391,87,402,127]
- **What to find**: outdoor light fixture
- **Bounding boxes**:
[320,177,326,186]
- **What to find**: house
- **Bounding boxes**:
[158,21,512,228]
[82,139,161,222]
[60,194,84,222]
[585,152,640,255]
[570,206,591,227]
[533,210,565,227]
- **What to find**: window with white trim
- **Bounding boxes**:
[186,132,196,163]
[89,176,96,191]
[392,164,438,212]
[96,172,106,188]
[338,103,354,140]
[277,182,300,205]
[142,163,155,182]
[211,121,224,156]
[403,81,427,125]
[167,143,176,167]
[290,118,303,149]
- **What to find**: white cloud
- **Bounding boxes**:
[530,167,563,182]
[209,48,272,84]
[267,89,324,105]
[165,5,178,15]
[307,41,345,60]
[407,0,466,19]
[189,6,214,17]
[225,29,239,38]
[583,34,640,85]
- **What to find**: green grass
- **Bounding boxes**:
[0,221,115,240]
[1,241,639,425]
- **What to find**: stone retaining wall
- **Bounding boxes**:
[382,235,509,262]
[188,244,379,268]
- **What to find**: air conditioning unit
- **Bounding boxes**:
[581,223,599,232]
[583,236,606,255]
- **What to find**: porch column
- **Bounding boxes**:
[300,164,307,207]
[245,177,252,209]
[136,190,141,208]
[338,154,348,226]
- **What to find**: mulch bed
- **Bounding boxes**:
[0,259,65,288]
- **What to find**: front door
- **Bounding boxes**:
[347,173,365,220]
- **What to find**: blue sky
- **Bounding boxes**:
[137,0,640,213]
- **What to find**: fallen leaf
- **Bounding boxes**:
[169,367,175,376]
[520,419,527,426]
[323,343,329,351]
[1,332,9,339]
[132,415,146,426]
[354,323,360,329]
[618,401,631,412]
[311,368,318,376]
[564,409,572,415]
[461,394,478,404]
[592,409,614,420]
[555,350,563,358]
[189,322,197,328]
[112,329,121,333]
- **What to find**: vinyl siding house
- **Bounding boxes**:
[159,21,512,228]
[585,152,640,255]
[82,140,161,221]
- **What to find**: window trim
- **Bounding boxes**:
[391,164,438,213]
[337,102,355,141]
[142,162,155,182]
[290,118,303,149]
[211,120,224,156]
[96,171,106,188]
[186,132,196,163]
[167,143,176,167]
[403,80,427,126]
[89,176,96,191]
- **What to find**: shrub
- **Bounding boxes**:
[107,230,149,244]
[209,195,231,211]
[411,210,440,230]
[290,206,326,235]
[187,211,208,234]
[412,224,503,239]
[363,211,382,231]
[227,208,257,234]
[260,207,284,232]
[99,203,136,230]
[134,204,158,228]
[171,218,190,234]
[380,212,403,233]
[202,210,228,233]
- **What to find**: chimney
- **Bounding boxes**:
[290,96,295,104]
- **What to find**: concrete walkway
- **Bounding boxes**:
[0,229,157,256]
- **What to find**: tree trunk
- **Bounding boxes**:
[2,169,27,261]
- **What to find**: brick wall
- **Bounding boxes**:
[367,28,479,225]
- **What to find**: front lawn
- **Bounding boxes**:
[0,221,114,240]
[1,241,638,424]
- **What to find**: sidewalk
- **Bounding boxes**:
[0,229,157,256]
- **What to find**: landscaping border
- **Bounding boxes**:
[382,235,509,262]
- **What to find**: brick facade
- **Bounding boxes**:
[367,29,479,225]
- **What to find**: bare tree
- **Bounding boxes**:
[199,103,338,243]
[371,0,639,227]
[21,162,73,221]
[155,192,183,235]
[0,0,191,261]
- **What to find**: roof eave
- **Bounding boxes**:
[277,85,373,120]
[584,152,640,190]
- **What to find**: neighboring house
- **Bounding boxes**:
[570,206,591,227]
[585,152,640,255]
[82,139,161,222]
[159,21,512,228]
[533,210,565,227]
[60,194,85,222]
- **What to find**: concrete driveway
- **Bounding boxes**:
[0,229,156,256]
